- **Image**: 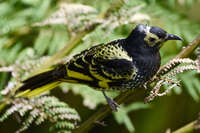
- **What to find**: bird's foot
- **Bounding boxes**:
[106,97,120,112]
[106,97,119,112]
[102,91,119,112]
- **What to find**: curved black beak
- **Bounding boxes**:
[166,34,183,41]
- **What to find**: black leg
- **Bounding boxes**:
[102,91,119,112]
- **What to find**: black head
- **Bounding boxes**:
[127,24,182,49]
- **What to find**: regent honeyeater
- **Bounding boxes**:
[16,25,182,111]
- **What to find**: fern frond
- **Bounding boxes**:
[33,3,98,36]
[144,77,180,103]
[145,57,199,103]
[157,58,198,76]
[0,96,80,133]
[165,65,197,77]
[0,56,52,96]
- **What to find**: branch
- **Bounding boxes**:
[73,90,143,133]
[73,36,200,133]
[172,120,200,133]
[176,36,200,58]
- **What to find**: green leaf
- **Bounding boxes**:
[113,105,135,132]
[34,29,53,55]
[113,103,150,132]
[179,73,199,101]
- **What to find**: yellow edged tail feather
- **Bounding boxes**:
[15,81,61,98]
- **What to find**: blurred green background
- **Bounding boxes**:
[0,0,200,133]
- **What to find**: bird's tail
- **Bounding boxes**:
[15,64,67,98]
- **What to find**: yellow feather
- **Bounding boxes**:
[82,56,89,64]
[67,69,93,81]
[89,65,111,81]
[15,89,31,97]
[16,81,61,98]
[98,81,109,88]
[74,62,85,69]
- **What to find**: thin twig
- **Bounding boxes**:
[172,121,198,133]
[176,36,200,58]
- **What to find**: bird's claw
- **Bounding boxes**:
[106,97,120,112]
[102,91,120,112]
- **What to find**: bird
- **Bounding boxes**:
[15,24,182,111]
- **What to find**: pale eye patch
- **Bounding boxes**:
[144,27,164,47]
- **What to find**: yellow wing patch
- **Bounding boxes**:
[67,69,93,81]
[98,81,109,88]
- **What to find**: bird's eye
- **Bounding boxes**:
[149,37,155,42]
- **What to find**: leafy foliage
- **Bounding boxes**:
[113,102,150,132]
[0,96,80,133]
